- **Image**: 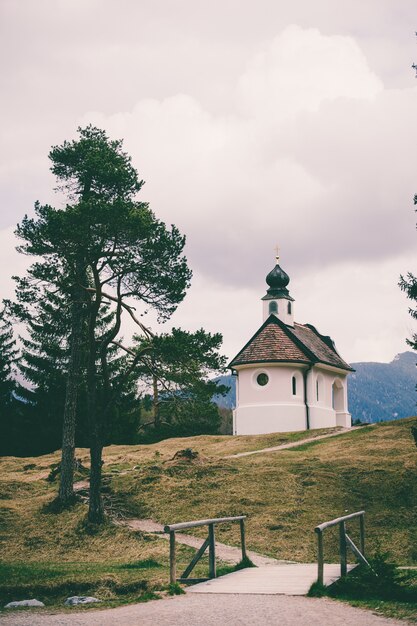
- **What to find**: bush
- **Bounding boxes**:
[328,551,417,603]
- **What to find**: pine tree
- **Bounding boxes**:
[133,327,228,441]
[15,126,191,520]
[16,287,141,454]
[0,306,20,454]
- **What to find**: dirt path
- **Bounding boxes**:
[0,593,406,626]
[225,426,373,459]
[121,518,282,566]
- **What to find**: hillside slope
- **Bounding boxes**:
[2,419,417,573]
[215,351,417,422]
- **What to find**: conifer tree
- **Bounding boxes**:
[133,327,228,440]
[0,306,20,454]
[15,284,141,454]
[14,126,191,521]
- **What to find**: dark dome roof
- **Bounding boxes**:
[265,261,290,297]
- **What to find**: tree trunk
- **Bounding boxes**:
[153,374,160,429]
[86,285,105,524]
[58,268,85,505]
[87,354,105,523]
[88,428,104,523]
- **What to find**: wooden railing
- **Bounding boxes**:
[164,515,247,584]
[314,510,370,585]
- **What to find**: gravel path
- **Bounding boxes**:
[224,426,373,459]
[122,519,282,566]
[0,593,406,626]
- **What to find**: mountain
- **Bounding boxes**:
[214,351,417,423]
[349,351,416,423]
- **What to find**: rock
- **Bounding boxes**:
[5,599,45,608]
[64,596,101,606]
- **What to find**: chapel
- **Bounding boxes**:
[229,255,353,435]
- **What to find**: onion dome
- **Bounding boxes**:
[265,259,290,297]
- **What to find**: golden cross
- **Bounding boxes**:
[274,244,280,262]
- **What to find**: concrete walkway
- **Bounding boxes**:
[225,426,372,459]
[0,593,405,626]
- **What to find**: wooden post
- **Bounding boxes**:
[359,514,365,557]
[169,531,176,584]
[339,522,347,577]
[317,530,324,585]
[240,518,247,561]
[208,523,216,578]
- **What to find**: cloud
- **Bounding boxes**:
[237,25,383,119]
[80,26,417,285]
[1,18,416,362]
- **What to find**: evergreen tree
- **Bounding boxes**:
[15,287,141,454]
[0,307,18,407]
[0,306,22,455]
[133,327,228,441]
[14,126,191,520]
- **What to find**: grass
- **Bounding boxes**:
[309,553,417,622]
[0,468,229,609]
[108,418,417,564]
[1,417,417,617]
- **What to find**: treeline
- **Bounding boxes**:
[0,127,229,522]
[0,307,228,456]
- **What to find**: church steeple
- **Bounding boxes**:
[261,252,294,326]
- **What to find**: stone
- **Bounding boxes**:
[64,596,101,606]
[5,599,45,608]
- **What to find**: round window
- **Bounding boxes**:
[256,372,269,386]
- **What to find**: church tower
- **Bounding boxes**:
[229,254,353,435]
[261,254,294,326]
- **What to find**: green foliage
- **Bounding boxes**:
[216,556,256,578]
[0,306,26,456]
[167,582,185,595]
[6,288,141,456]
[10,126,191,473]
[307,581,327,597]
[0,306,18,405]
[328,551,417,603]
[134,327,229,441]
[234,556,256,571]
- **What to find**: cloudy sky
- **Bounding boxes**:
[1,0,417,365]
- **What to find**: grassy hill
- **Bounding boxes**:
[1,419,417,610]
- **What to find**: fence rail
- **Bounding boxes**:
[314,510,369,585]
[165,515,247,584]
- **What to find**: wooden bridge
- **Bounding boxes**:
[164,511,367,596]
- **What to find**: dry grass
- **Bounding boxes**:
[1,418,417,610]
[107,419,417,564]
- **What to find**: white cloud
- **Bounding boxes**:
[237,25,383,119]
[1,18,417,363]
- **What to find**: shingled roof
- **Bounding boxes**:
[229,315,353,371]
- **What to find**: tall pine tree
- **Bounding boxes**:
[15,126,191,520]
[0,306,21,455]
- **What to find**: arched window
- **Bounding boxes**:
[269,301,278,315]
[292,376,296,395]
[287,301,292,314]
